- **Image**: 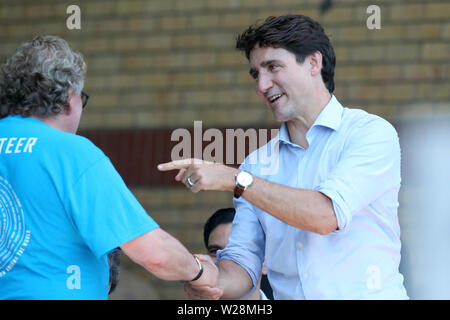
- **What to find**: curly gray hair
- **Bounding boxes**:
[0,35,86,119]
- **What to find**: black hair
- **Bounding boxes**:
[107,250,121,295]
[236,14,336,93]
[203,208,236,248]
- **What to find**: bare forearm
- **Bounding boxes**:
[121,229,200,281]
[157,159,338,235]
[242,176,337,235]
[142,234,198,281]
[217,259,253,299]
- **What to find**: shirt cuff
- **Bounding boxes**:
[216,248,261,292]
[316,184,352,234]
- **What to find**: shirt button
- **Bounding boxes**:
[303,273,308,278]
[298,242,304,248]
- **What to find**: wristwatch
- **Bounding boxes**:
[234,170,253,198]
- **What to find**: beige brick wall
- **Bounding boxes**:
[1,0,448,131]
[1,0,449,299]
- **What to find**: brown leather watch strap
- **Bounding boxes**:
[234,184,245,198]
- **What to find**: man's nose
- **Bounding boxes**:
[256,73,273,96]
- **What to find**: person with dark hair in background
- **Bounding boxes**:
[203,208,273,300]
[0,35,218,299]
[107,251,121,295]
[159,14,408,299]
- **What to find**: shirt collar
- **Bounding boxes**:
[312,94,344,132]
[278,95,344,145]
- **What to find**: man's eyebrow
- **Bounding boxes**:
[249,60,282,78]
[260,59,280,67]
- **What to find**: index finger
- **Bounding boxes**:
[157,158,205,171]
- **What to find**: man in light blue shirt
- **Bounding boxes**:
[159,14,408,299]
[216,95,407,299]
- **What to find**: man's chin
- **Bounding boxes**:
[269,102,289,122]
[271,110,289,123]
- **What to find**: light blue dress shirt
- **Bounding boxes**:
[217,95,408,299]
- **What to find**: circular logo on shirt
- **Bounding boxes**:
[0,176,31,278]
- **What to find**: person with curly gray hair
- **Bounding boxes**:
[0,35,86,120]
[0,35,218,299]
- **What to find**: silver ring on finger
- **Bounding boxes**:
[186,176,195,188]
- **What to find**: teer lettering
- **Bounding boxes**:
[0,137,38,154]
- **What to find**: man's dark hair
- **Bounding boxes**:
[236,14,336,93]
[203,208,236,248]
[107,250,121,295]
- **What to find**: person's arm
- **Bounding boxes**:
[157,160,337,235]
[217,259,254,299]
[185,191,265,300]
[241,176,337,235]
[183,259,253,300]
[158,118,400,236]
[237,276,262,300]
[120,228,218,287]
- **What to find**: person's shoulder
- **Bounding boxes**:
[66,132,101,151]
[37,130,107,172]
[55,130,105,157]
[341,107,397,138]
[338,108,400,157]
[52,132,113,183]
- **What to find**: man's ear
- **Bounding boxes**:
[309,51,323,77]
[63,88,74,115]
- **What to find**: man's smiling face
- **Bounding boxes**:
[249,45,315,123]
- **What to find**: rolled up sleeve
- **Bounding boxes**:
[316,117,401,233]
[216,188,265,290]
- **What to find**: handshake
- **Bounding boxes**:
[157,160,264,300]
[184,254,224,300]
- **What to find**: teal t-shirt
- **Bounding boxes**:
[0,116,159,299]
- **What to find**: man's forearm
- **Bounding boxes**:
[243,176,338,235]
[157,159,338,234]
[121,229,212,285]
[217,259,253,299]
[139,231,199,281]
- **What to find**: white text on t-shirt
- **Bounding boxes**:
[0,137,38,154]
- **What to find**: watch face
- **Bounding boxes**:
[237,171,253,186]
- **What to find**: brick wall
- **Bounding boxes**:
[1,0,449,299]
[2,0,448,131]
